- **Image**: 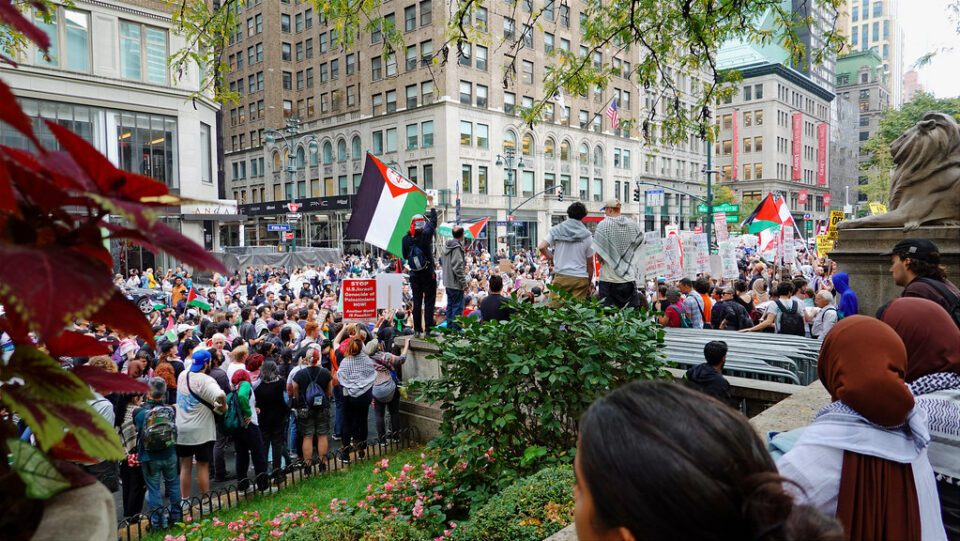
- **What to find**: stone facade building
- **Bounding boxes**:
[0,0,229,271]
[220,0,712,252]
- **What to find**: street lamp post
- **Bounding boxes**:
[264,118,318,252]
[495,148,525,259]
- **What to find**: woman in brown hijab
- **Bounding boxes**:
[777,316,946,541]
[881,297,960,539]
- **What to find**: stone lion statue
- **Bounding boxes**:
[838,112,960,230]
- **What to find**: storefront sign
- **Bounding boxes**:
[240,195,353,217]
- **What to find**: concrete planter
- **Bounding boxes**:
[31,482,116,541]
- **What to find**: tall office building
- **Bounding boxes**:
[839,0,905,107]
[221,0,711,252]
[0,0,230,271]
[903,69,924,102]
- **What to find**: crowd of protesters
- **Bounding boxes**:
[10,196,957,540]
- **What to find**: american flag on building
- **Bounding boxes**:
[605,98,619,129]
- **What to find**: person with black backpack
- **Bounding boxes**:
[884,238,960,328]
[401,205,438,337]
[134,378,181,529]
[289,345,333,466]
[740,283,806,336]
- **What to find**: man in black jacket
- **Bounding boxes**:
[684,341,733,406]
[401,206,438,336]
[710,287,753,331]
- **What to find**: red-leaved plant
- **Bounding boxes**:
[0,1,226,537]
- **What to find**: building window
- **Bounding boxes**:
[281,42,291,61]
[422,120,434,148]
[346,53,356,75]
[460,120,472,146]
[406,84,418,108]
[475,7,488,31]
[33,8,91,72]
[476,84,488,108]
[120,21,168,84]
[406,124,418,149]
[115,111,179,188]
[461,164,472,192]
[476,123,489,149]
[504,92,515,115]
[475,45,487,71]
[385,128,397,152]
[281,14,291,32]
[352,136,362,158]
[422,80,434,104]
[371,56,382,80]
[504,17,514,40]
[420,0,432,25]
[385,52,398,76]
[458,43,471,67]
[459,80,472,105]
[372,93,383,115]
[282,71,292,89]
[372,130,383,154]
[521,60,533,84]
[386,89,397,112]
[405,5,416,31]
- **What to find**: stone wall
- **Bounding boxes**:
[830,226,960,318]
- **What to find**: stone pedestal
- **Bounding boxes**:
[829,226,960,318]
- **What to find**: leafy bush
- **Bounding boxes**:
[417,291,665,500]
[457,465,574,541]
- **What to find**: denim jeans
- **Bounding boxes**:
[445,288,465,328]
[286,411,298,460]
[142,457,181,528]
[332,384,345,438]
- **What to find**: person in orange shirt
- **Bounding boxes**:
[695,278,714,329]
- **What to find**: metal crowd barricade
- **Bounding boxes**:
[663,328,822,385]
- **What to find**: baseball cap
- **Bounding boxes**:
[880,238,940,261]
[601,198,622,210]
[189,349,212,372]
[267,320,281,330]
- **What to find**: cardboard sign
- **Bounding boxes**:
[868,202,888,215]
[662,234,683,282]
[375,274,405,310]
[642,231,666,279]
[342,279,377,321]
[713,212,729,243]
[498,258,515,275]
[828,210,845,232]
[718,241,740,279]
[783,224,796,263]
[816,235,834,257]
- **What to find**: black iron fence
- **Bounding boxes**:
[117,428,419,541]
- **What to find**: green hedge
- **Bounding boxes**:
[456,465,574,541]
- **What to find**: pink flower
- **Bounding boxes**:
[402,463,414,473]
[269,530,283,538]
[412,498,424,518]
[212,517,225,527]
[379,458,390,469]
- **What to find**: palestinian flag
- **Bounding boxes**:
[438,217,489,240]
[741,194,794,233]
[345,153,428,257]
[186,287,211,311]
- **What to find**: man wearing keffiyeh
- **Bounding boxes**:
[593,198,647,309]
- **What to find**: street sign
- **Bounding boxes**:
[267,224,291,232]
[283,232,295,240]
[287,202,301,213]
[695,203,739,214]
[286,213,302,221]
[645,189,664,207]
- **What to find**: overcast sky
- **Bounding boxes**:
[898,0,960,98]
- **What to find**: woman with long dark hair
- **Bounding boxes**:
[335,333,376,464]
[576,381,843,541]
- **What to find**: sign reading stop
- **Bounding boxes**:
[287,202,301,213]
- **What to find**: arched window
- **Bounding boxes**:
[579,143,589,163]
[503,130,517,152]
[594,146,603,167]
[322,141,333,164]
[337,138,347,161]
[296,146,306,169]
[521,133,534,157]
[560,140,570,161]
[544,137,556,159]
[309,144,318,166]
[351,136,361,159]
[272,151,281,171]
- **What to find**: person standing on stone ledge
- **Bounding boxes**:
[882,239,960,325]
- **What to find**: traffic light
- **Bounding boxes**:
[557,185,564,202]
[633,185,641,202]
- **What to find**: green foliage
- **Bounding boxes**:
[860,93,960,204]
[167,0,241,104]
[456,465,574,541]
[415,291,665,500]
[5,439,70,499]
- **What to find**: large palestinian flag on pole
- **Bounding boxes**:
[345,153,428,257]
[740,193,794,233]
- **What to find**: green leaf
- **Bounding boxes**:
[7,438,70,499]
[3,346,93,403]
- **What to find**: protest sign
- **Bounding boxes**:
[342,279,377,321]
[375,273,405,310]
[783,225,796,263]
[642,231,666,279]
[662,234,683,282]
[713,212,729,243]
[718,241,740,279]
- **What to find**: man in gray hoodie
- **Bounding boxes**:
[441,226,468,327]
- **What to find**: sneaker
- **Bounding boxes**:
[338,454,351,465]
[331,435,341,441]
